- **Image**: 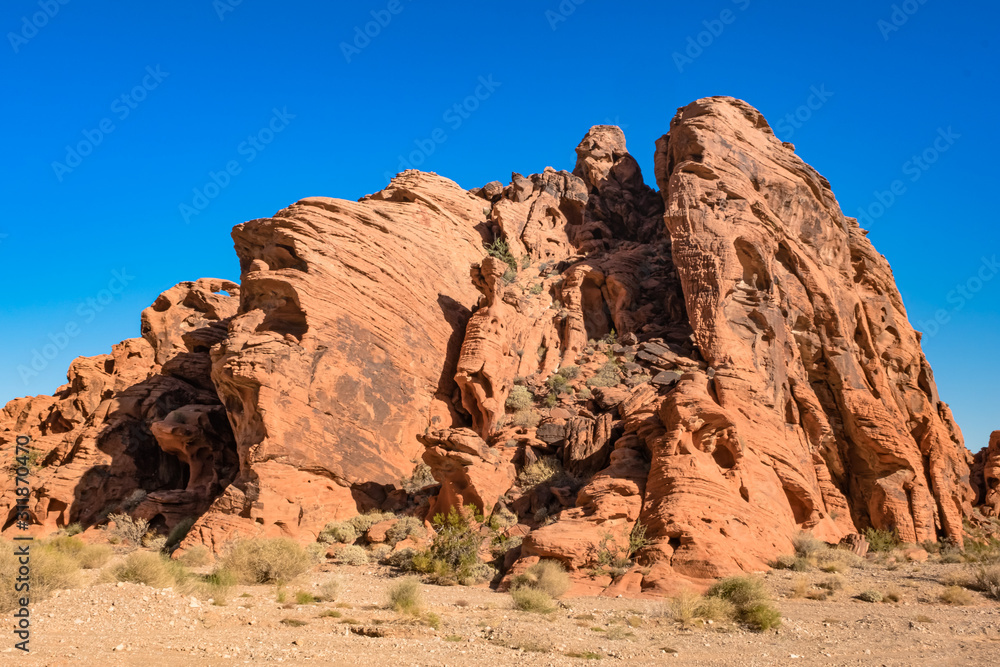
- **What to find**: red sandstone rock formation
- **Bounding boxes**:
[0,97,988,592]
[972,431,1000,517]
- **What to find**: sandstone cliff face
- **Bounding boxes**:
[0,97,986,590]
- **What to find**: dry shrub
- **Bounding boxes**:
[973,564,1000,599]
[511,587,555,613]
[792,532,827,557]
[220,538,310,585]
[43,536,111,569]
[0,541,82,612]
[318,578,340,602]
[707,576,780,631]
[178,545,211,567]
[939,585,973,605]
[790,577,808,599]
[510,559,570,598]
[506,386,534,411]
[388,576,423,615]
[106,551,186,588]
[518,457,563,488]
[107,513,149,547]
[336,545,369,566]
[385,517,425,546]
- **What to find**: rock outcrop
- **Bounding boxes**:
[0,96,987,592]
[972,431,1000,517]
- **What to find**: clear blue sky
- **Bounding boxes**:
[1,1,996,450]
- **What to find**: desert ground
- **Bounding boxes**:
[8,546,1000,667]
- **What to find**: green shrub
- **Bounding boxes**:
[740,602,782,631]
[387,547,418,569]
[586,362,621,388]
[511,560,570,598]
[410,507,488,585]
[558,365,580,380]
[318,522,359,545]
[386,516,426,546]
[506,386,534,411]
[388,577,422,614]
[864,527,900,553]
[511,588,555,613]
[529,283,544,295]
[203,568,237,603]
[167,517,197,547]
[63,523,83,536]
[707,576,780,631]
[295,590,317,604]
[221,538,311,585]
[485,238,518,274]
[546,374,570,395]
[857,589,882,603]
[544,392,558,407]
[336,545,370,566]
[107,551,186,588]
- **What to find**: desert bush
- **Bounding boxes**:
[707,576,780,631]
[546,373,570,395]
[336,545,370,566]
[506,386,534,411]
[108,513,149,547]
[143,534,167,552]
[586,362,621,388]
[965,537,1000,563]
[295,590,317,604]
[864,527,900,553]
[63,523,83,536]
[792,531,827,557]
[347,511,396,535]
[401,463,436,494]
[819,575,844,591]
[512,409,542,428]
[203,568,236,603]
[178,545,211,567]
[43,536,111,569]
[387,547,418,570]
[529,283,544,295]
[511,587,555,613]
[370,544,392,562]
[388,576,423,614]
[790,577,808,598]
[166,517,196,548]
[857,589,883,603]
[577,387,593,400]
[0,542,82,612]
[107,551,185,588]
[740,602,782,631]
[972,564,1000,599]
[770,554,797,570]
[410,507,489,585]
[485,238,518,274]
[318,522,359,545]
[221,538,311,585]
[318,578,340,602]
[386,516,426,546]
[667,589,734,624]
[510,559,570,598]
[939,585,973,605]
[518,457,562,488]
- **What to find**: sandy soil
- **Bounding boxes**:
[7,557,1000,666]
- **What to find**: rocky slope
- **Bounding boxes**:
[0,96,988,592]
